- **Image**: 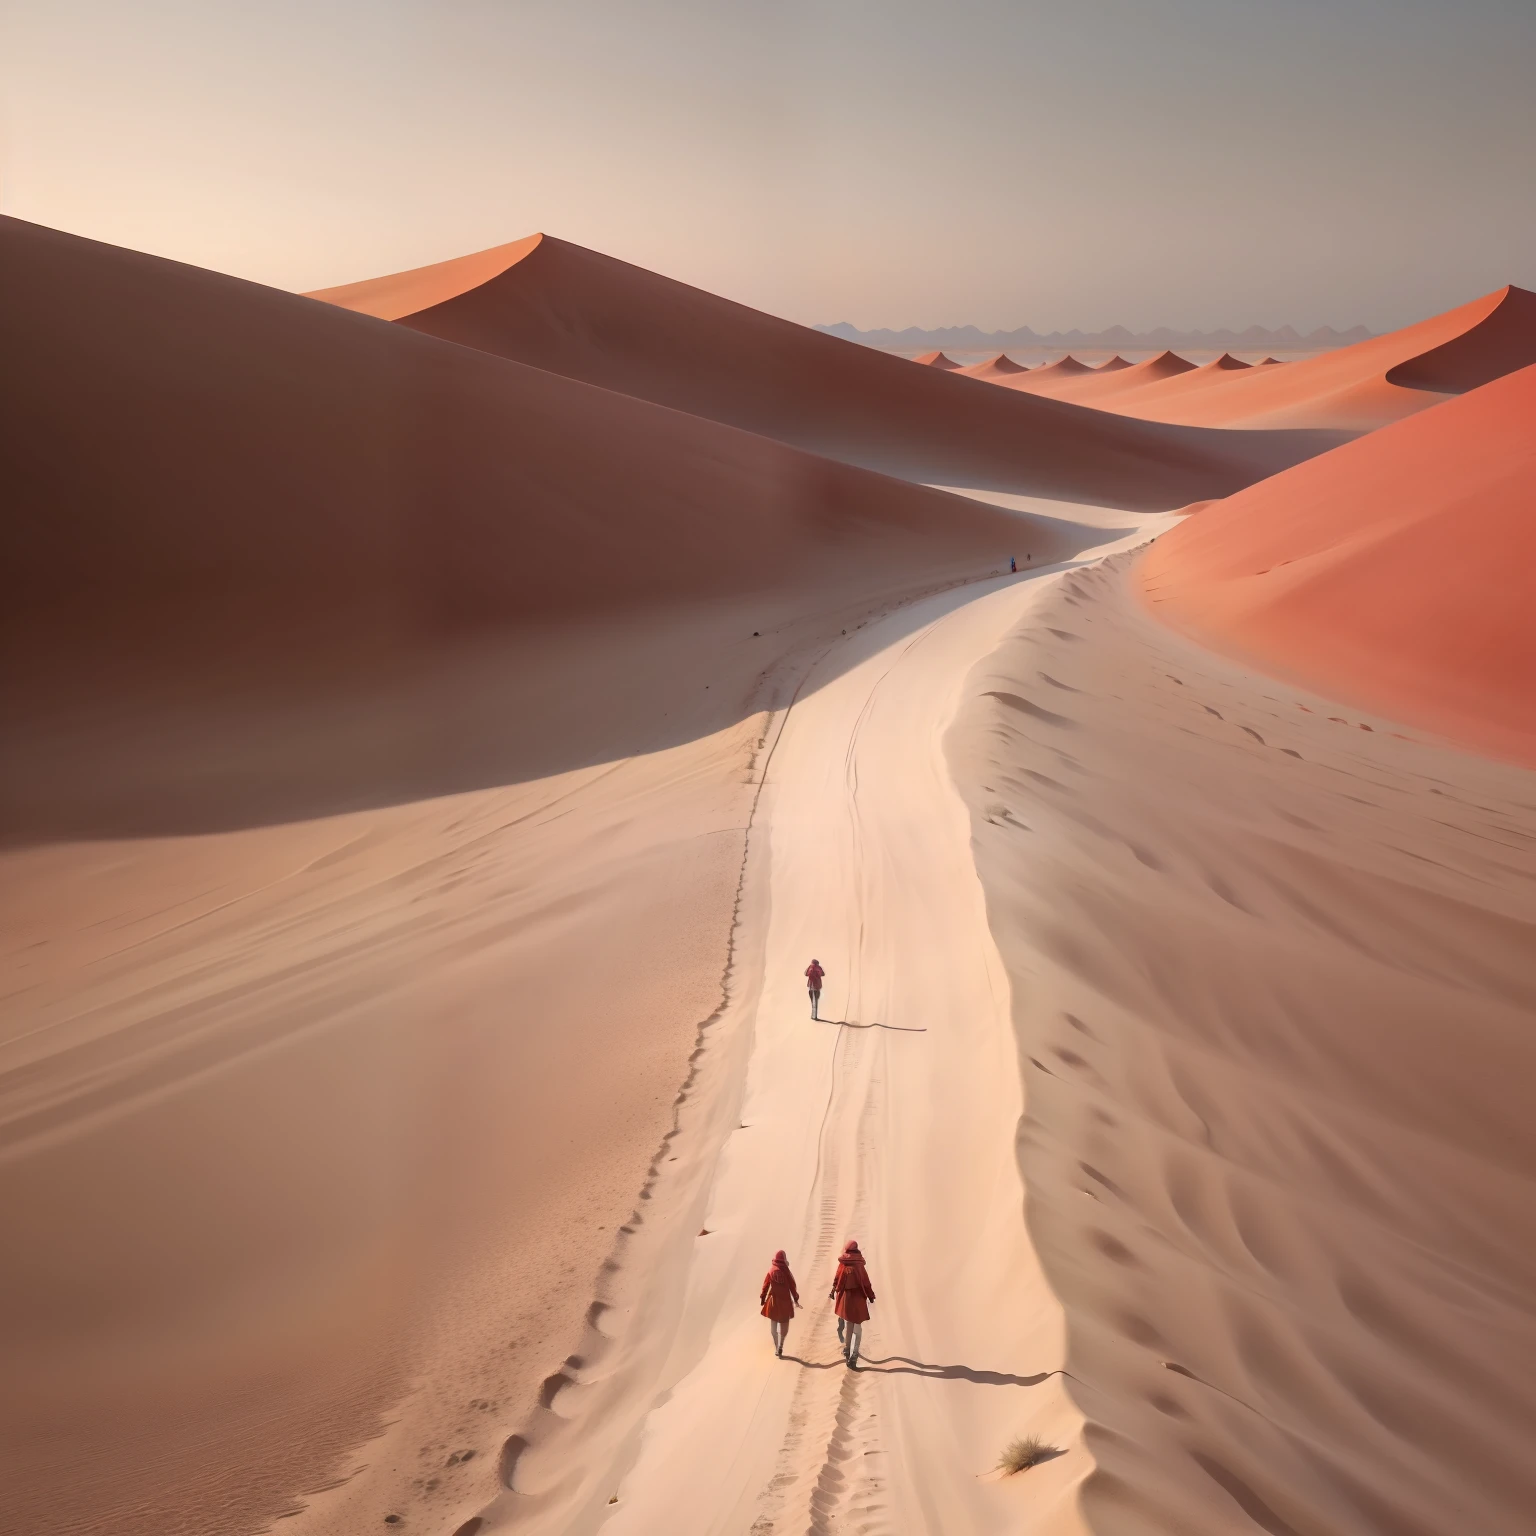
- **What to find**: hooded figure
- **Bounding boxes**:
[830,1240,875,1367]
[805,959,826,1020]
[760,1250,800,1357]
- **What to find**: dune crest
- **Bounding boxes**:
[958,352,1029,379]
[912,348,961,368]
[305,233,543,319]
[308,233,1348,508]
[997,347,1195,403]
[1025,353,1094,378]
[1141,363,1536,766]
[1384,282,1536,393]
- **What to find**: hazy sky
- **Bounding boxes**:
[5,1,1534,332]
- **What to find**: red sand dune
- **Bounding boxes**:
[1141,363,1536,766]
[1108,284,1536,430]
[1115,348,1195,383]
[1020,352,1094,379]
[999,347,1196,404]
[310,236,1345,509]
[1094,354,1133,372]
[957,352,1029,380]
[1089,351,1255,411]
[911,349,961,368]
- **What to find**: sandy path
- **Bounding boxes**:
[545,553,1160,1534]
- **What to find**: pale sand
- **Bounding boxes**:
[448,514,1170,1536]
[950,557,1535,1534]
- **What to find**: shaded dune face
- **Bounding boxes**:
[2,214,1065,840]
[1385,283,1536,393]
[1084,284,1536,430]
[953,560,1536,1536]
[309,234,1348,508]
[1141,364,1536,768]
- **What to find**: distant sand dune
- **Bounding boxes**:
[999,347,1196,404]
[957,352,1029,379]
[1107,284,1536,429]
[1024,353,1096,379]
[309,235,1348,509]
[972,286,1536,431]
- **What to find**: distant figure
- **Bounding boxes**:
[760,1249,800,1357]
[1009,556,1017,573]
[830,1239,876,1367]
[805,958,825,1020]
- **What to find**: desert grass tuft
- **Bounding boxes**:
[997,1433,1058,1474]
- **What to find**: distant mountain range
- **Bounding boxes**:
[816,320,1374,353]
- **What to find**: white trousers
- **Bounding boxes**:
[770,1319,786,1353]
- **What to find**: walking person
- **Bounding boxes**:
[830,1239,875,1368]
[1010,555,1017,573]
[805,958,825,1020]
[760,1249,799,1357]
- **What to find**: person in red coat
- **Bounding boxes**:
[805,958,826,1020]
[760,1249,800,1357]
[830,1239,876,1367]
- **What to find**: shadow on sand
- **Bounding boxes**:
[779,1353,1053,1387]
[815,1019,928,1033]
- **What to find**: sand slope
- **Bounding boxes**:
[952,558,1536,1536]
[1105,284,1536,429]
[1141,363,1536,767]
[0,214,1083,1536]
[4,213,1072,839]
[309,235,1348,509]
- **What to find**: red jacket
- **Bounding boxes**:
[760,1253,799,1321]
[830,1250,875,1323]
[805,962,825,990]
